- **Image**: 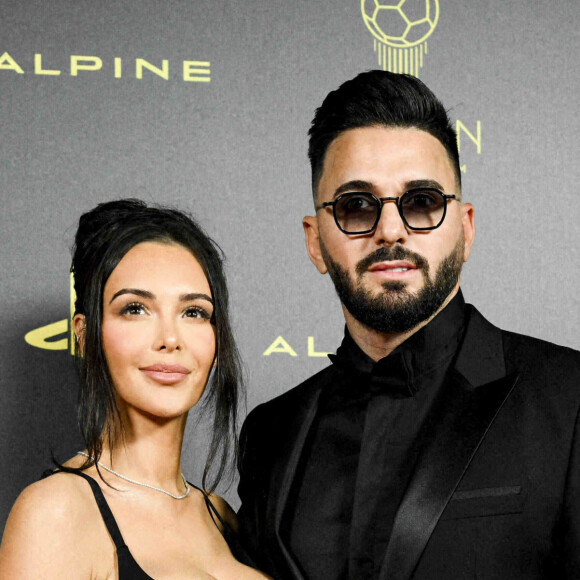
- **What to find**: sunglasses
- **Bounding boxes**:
[317,188,457,234]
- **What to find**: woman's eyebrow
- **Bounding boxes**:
[180,293,213,304]
[109,289,213,305]
[109,288,154,304]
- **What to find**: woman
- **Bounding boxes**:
[0,199,270,579]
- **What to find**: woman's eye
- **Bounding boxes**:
[184,306,211,320]
[120,302,147,316]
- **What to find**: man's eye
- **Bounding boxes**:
[404,191,441,212]
[342,194,374,213]
[184,306,211,320]
[120,302,146,316]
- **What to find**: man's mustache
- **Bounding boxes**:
[355,246,429,277]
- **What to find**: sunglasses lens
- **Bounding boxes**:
[335,193,378,233]
[401,189,445,229]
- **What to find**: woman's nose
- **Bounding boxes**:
[154,317,182,351]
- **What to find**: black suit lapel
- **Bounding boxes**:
[379,306,519,580]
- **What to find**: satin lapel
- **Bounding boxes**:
[266,369,335,579]
[379,306,519,580]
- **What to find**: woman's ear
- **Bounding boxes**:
[73,314,86,355]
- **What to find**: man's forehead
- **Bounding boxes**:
[325,125,447,159]
[318,126,457,195]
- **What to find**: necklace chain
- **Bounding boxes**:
[76,452,190,500]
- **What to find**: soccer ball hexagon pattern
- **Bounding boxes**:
[361,0,439,47]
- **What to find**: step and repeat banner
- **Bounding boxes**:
[1,0,578,526]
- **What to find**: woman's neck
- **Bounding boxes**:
[99,411,188,493]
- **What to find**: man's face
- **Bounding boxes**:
[303,126,475,333]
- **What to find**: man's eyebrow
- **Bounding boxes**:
[109,289,213,305]
[405,179,445,192]
[333,180,375,198]
[109,288,154,304]
[332,179,446,199]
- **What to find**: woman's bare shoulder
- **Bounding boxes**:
[0,471,100,578]
[7,471,93,525]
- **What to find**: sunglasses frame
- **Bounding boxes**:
[317,188,457,234]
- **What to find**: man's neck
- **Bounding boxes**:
[343,286,460,362]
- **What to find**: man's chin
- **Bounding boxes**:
[381,280,408,292]
[362,278,416,295]
[338,260,460,334]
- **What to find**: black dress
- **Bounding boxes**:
[48,470,258,579]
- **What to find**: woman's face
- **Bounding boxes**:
[98,241,216,420]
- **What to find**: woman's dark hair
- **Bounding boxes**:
[308,70,461,199]
[72,198,241,491]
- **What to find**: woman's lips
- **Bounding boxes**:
[140,364,191,385]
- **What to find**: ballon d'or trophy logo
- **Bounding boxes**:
[361,0,439,77]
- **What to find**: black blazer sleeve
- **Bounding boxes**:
[561,401,580,577]
[237,406,271,570]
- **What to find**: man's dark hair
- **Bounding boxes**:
[71,198,242,491]
[308,70,461,200]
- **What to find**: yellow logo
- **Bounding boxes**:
[361,0,440,77]
[24,273,76,354]
[0,52,211,83]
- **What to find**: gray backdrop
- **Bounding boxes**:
[1,0,579,530]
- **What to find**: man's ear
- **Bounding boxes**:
[73,314,86,355]
[302,215,328,274]
[461,203,475,262]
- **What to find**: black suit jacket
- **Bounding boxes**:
[237,305,580,579]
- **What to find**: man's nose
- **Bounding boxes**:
[372,199,407,245]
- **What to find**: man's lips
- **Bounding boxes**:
[367,260,418,277]
[355,246,427,277]
[139,364,191,385]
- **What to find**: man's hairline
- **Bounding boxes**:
[311,125,463,207]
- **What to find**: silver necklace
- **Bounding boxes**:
[77,452,190,500]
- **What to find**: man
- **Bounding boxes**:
[237,71,580,580]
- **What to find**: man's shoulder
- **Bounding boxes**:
[468,303,579,366]
[467,304,580,387]
[244,364,336,428]
[502,328,579,356]
[501,328,580,375]
[239,365,336,460]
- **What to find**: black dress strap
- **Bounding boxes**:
[199,488,230,532]
[68,470,127,550]
[189,482,234,536]
[61,470,154,579]
[192,484,259,568]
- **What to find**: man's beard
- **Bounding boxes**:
[321,238,465,333]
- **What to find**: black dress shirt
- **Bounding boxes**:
[282,292,467,580]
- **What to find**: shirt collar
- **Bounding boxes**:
[328,290,467,397]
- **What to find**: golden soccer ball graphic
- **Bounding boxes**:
[361,0,440,48]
